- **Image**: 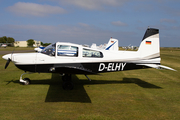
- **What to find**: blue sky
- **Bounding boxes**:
[0,0,179,47]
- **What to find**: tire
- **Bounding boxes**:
[62,81,74,90]
[22,78,31,85]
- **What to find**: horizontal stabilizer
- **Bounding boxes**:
[158,65,176,71]
[137,64,176,71]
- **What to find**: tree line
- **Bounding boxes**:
[0,36,51,47]
[0,36,15,43]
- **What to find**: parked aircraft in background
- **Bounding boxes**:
[1,44,7,48]
[2,28,176,90]
[91,38,118,50]
[122,45,138,50]
[34,46,45,52]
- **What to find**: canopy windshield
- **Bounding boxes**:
[41,43,56,56]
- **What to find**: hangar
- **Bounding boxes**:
[14,40,41,47]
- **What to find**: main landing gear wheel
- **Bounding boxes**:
[62,81,74,90]
[62,74,74,90]
[22,78,31,85]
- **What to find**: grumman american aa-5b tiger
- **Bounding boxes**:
[2,28,176,90]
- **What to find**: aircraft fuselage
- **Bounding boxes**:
[2,42,151,74]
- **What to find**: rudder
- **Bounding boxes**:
[137,28,160,59]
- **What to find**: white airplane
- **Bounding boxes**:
[1,44,7,48]
[90,38,118,50]
[34,46,45,52]
[2,28,176,90]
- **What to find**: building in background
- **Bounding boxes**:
[14,40,41,47]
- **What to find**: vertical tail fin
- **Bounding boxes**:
[105,38,119,51]
[137,28,176,71]
[138,28,160,59]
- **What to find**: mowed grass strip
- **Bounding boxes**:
[0,48,180,120]
[0,47,34,51]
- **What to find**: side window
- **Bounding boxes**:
[57,45,78,57]
[83,49,103,58]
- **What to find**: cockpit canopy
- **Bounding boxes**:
[41,43,56,56]
[41,42,103,58]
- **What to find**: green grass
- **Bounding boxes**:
[0,47,34,51]
[0,48,180,120]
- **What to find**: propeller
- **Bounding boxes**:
[5,58,11,69]
[4,47,15,69]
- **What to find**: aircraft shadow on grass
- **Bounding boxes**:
[7,74,162,103]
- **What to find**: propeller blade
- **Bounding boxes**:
[5,58,11,69]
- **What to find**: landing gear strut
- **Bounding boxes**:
[62,74,74,90]
[19,73,90,90]
[19,73,32,85]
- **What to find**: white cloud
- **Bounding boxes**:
[53,0,128,10]
[0,24,134,45]
[1,24,179,47]
[160,19,177,23]
[7,2,66,17]
[78,23,90,27]
[111,21,127,26]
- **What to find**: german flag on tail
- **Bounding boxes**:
[146,41,151,45]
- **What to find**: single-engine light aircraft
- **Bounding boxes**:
[2,28,176,90]
[34,46,45,52]
[1,44,7,48]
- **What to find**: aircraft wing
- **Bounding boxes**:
[50,66,98,74]
[137,64,176,71]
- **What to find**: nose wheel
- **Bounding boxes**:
[19,73,32,85]
[22,78,31,85]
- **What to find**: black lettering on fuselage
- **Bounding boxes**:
[98,63,126,72]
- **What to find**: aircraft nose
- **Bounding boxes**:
[2,54,11,60]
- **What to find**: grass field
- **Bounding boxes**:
[0,47,180,120]
[0,47,34,51]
